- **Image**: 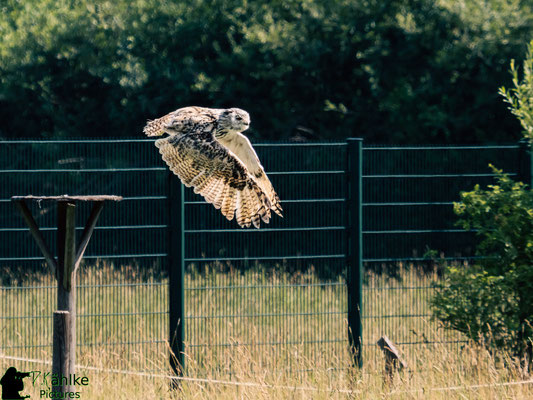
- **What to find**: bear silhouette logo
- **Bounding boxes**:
[0,367,30,400]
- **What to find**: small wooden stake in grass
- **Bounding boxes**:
[377,335,408,384]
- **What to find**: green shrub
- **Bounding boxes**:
[500,40,533,144]
[432,41,533,362]
[432,168,533,357]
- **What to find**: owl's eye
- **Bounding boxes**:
[235,116,243,121]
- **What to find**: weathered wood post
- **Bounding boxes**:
[52,310,72,394]
[56,201,77,372]
[377,335,408,385]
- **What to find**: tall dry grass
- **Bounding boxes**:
[2,329,531,399]
[1,263,532,399]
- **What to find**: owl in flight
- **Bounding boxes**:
[144,106,282,228]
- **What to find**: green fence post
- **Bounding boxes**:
[518,140,533,187]
[168,171,185,386]
[346,138,363,368]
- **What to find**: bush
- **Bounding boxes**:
[432,41,533,363]
[432,168,533,358]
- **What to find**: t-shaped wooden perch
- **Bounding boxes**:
[12,195,122,396]
[12,195,121,279]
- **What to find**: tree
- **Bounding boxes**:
[0,0,532,142]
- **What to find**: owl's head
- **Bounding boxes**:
[218,108,250,133]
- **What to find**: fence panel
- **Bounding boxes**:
[180,142,349,377]
[361,144,522,361]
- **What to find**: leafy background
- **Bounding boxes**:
[0,0,532,142]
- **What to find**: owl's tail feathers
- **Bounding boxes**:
[143,118,166,137]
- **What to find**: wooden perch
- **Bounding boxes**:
[11,195,122,276]
[12,194,122,388]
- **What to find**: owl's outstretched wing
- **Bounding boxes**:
[217,133,282,217]
[155,133,273,228]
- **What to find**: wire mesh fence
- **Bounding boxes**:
[0,140,169,374]
[361,143,523,361]
[0,139,526,378]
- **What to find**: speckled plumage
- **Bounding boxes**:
[143,106,282,228]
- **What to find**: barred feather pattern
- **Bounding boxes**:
[153,133,270,228]
[145,106,281,228]
[143,106,220,137]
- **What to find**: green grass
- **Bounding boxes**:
[1,262,531,399]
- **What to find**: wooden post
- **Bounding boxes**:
[56,201,77,373]
[377,336,408,384]
[52,310,73,394]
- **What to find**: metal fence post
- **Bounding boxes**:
[346,138,363,368]
[168,171,185,385]
[518,139,533,187]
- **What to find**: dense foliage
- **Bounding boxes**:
[500,41,533,144]
[432,168,533,358]
[432,43,533,361]
[0,0,532,142]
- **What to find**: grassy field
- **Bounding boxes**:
[1,263,532,399]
